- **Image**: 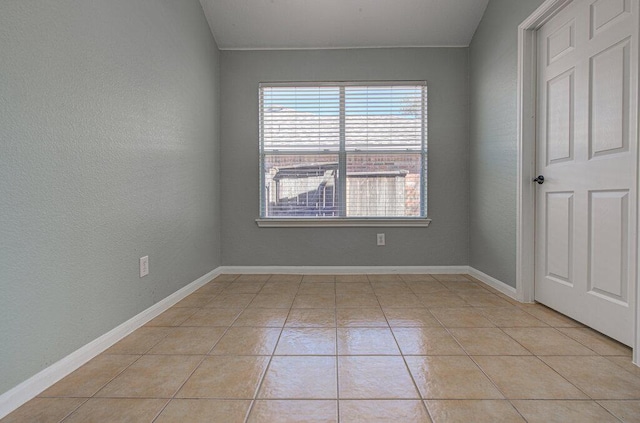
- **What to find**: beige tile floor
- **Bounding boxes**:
[3,273,640,422]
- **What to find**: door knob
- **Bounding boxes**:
[533,175,545,184]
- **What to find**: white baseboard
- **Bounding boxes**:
[221,266,519,302]
[219,265,470,275]
[0,267,222,420]
[467,267,518,301]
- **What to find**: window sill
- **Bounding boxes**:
[255,218,432,228]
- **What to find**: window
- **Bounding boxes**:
[258,81,429,227]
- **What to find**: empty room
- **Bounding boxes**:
[1,0,640,421]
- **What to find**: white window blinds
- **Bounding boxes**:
[259,81,427,219]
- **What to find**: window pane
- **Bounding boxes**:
[262,154,339,217]
[346,153,423,217]
[345,86,424,151]
[261,87,340,152]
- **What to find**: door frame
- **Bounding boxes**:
[516,0,640,364]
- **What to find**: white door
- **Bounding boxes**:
[535,0,638,345]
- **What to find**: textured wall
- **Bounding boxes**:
[0,0,221,394]
[220,48,469,266]
[468,0,545,286]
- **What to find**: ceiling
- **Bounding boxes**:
[199,0,490,50]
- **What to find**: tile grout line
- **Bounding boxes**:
[433,301,587,420]
[58,321,202,421]
[593,401,626,423]
[594,400,628,423]
[42,353,146,401]
[556,327,632,358]
[59,315,182,421]
[243,274,303,423]
[369,274,433,421]
[334,275,341,423]
[493,326,536,356]
[417,279,522,415]
[149,274,259,423]
[147,399,172,423]
[603,355,640,378]
[424,306,528,421]
[489,303,622,402]
[56,398,91,423]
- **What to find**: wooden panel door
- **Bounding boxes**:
[535,0,638,345]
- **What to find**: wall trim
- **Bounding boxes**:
[635,0,640,367]
[517,0,640,365]
[467,267,519,301]
[516,0,573,304]
[0,267,222,420]
[222,265,521,301]
[219,45,471,51]
[219,265,470,275]
[255,218,432,228]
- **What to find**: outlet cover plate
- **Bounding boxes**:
[140,256,149,278]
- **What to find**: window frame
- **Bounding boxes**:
[257,80,431,228]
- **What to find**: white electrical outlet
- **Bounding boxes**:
[139,256,149,278]
[377,233,385,246]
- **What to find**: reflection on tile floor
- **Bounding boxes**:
[3,274,639,422]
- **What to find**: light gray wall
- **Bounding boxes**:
[468,0,545,287]
[220,48,469,266]
[0,0,221,394]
